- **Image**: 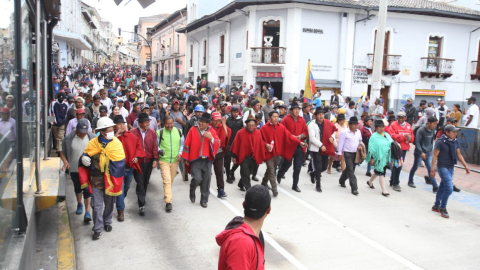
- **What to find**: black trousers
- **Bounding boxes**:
[224,146,239,176]
[133,160,154,207]
[277,145,304,188]
[311,152,328,185]
[338,152,358,191]
[240,156,256,191]
[213,152,225,191]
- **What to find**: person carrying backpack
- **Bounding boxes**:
[157,116,184,212]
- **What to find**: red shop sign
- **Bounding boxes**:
[257,72,282,78]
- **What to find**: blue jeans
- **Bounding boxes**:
[435,167,454,208]
[116,168,134,211]
[367,163,372,173]
[391,150,407,186]
[408,151,438,187]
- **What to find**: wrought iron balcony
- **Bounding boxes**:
[420,57,454,79]
[366,54,401,75]
[251,47,286,64]
[470,61,480,80]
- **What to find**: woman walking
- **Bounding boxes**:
[366,120,393,197]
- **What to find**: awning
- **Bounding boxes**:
[53,30,92,50]
[314,79,341,88]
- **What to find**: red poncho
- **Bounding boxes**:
[117,131,146,172]
[182,126,221,162]
[260,122,301,162]
[281,114,309,153]
[320,119,337,156]
[210,123,231,151]
[230,128,266,165]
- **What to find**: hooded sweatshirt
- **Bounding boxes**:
[216,216,265,270]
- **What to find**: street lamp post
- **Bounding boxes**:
[119,28,153,71]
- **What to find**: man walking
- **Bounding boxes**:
[78,117,125,240]
[431,125,470,218]
[225,106,244,183]
[336,116,362,195]
[59,119,95,223]
[408,116,438,191]
[211,112,230,198]
[276,103,308,192]
[51,92,68,152]
[464,96,479,128]
[182,113,221,208]
[389,111,414,191]
[130,113,159,215]
[114,115,146,221]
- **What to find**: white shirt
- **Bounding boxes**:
[466,104,479,128]
[100,98,113,114]
[175,79,182,85]
[119,107,129,121]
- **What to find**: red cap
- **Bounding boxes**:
[212,112,222,120]
[213,99,218,104]
[76,108,85,114]
[173,100,180,105]
[1,108,10,114]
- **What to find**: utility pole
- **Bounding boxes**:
[371,0,388,101]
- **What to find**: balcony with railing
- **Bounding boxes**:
[366,54,401,75]
[470,61,480,80]
[251,47,286,64]
[420,57,454,79]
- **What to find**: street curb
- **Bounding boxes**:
[57,201,76,270]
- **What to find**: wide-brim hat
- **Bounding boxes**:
[375,120,385,127]
[290,103,301,110]
[138,113,150,123]
[314,107,324,115]
[336,113,346,121]
[199,112,212,123]
[349,116,359,124]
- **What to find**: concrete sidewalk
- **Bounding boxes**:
[66,160,480,270]
[403,146,480,195]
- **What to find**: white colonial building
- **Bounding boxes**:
[179,0,480,111]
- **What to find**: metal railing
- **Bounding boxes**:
[251,47,286,64]
[367,54,401,71]
[420,57,455,74]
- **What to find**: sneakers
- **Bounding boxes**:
[453,185,461,192]
[431,206,440,212]
[433,186,439,193]
[92,232,102,240]
[84,211,92,223]
[408,182,416,188]
[392,185,402,192]
[139,206,146,216]
[117,210,124,222]
[424,176,432,185]
[217,189,227,198]
[439,208,449,218]
[165,203,172,212]
[76,203,84,215]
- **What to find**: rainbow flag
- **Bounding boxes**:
[304,59,316,103]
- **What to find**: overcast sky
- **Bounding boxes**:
[0,0,187,38]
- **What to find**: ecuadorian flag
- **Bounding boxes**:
[304,59,316,103]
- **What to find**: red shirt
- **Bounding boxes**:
[130,127,158,162]
[127,111,138,126]
[389,121,415,150]
[281,114,308,152]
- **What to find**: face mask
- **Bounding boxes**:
[75,84,79,87]
[105,131,114,140]
[58,98,64,103]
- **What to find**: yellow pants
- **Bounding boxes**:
[159,160,179,203]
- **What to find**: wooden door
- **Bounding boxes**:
[374,31,390,70]
[381,87,389,110]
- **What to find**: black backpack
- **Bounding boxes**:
[390,141,403,160]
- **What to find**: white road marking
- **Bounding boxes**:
[210,188,309,270]
[277,186,424,270]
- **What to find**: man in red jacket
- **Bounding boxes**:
[130,112,159,215]
[389,111,414,191]
[211,112,231,198]
[216,185,271,270]
[182,112,221,208]
[113,115,146,221]
[276,103,308,192]
[260,111,304,197]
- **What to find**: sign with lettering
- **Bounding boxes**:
[303,28,323,34]
[257,72,282,78]
[312,65,332,72]
[415,89,446,96]
[353,65,368,84]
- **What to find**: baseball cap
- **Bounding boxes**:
[99,105,108,113]
[212,112,222,120]
[220,101,227,107]
[140,104,149,111]
[397,111,406,117]
[117,98,124,103]
[230,106,239,112]
[1,108,10,114]
[407,97,413,102]
[76,119,89,133]
[444,125,461,132]
[173,100,180,105]
[467,96,477,102]
[244,185,271,219]
[76,108,85,114]
[447,117,458,123]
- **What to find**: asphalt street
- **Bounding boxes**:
[66,158,480,270]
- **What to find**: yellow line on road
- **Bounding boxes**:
[57,201,76,270]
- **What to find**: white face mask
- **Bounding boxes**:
[105,131,114,140]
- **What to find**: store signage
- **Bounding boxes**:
[353,65,368,84]
[257,72,282,78]
[303,28,323,34]
[415,89,446,96]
